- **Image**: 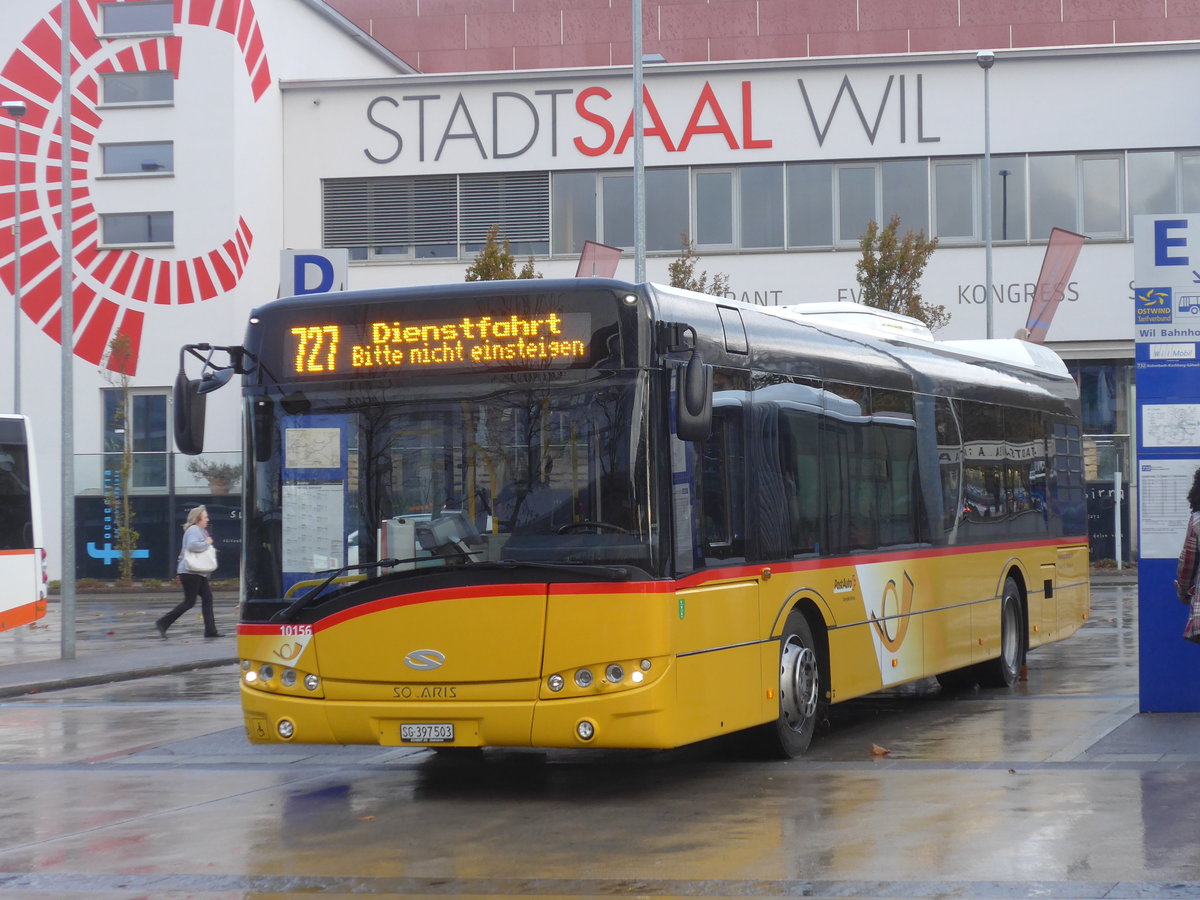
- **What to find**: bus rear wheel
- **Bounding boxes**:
[978,576,1025,688]
[761,611,824,758]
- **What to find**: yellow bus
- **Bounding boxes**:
[175,279,1089,757]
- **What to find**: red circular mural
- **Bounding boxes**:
[0,0,271,375]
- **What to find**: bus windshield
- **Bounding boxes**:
[243,372,659,600]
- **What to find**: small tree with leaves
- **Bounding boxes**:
[100,332,140,583]
[465,224,542,281]
[668,234,730,297]
[855,214,948,332]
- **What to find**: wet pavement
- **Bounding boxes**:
[0,589,239,698]
[0,574,1198,898]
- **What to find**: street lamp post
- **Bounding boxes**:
[2,99,26,414]
[632,0,645,282]
[977,50,995,339]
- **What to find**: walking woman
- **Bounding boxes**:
[156,505,222,639]
[1176,468,1200,644]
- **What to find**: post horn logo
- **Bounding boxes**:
[869,571,914,653]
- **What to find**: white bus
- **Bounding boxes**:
[0,415,47,631]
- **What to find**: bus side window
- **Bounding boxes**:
[934,398,963,536]
[822,418,850,555]
[875,422,920,546]
[779,409,820,556]
[872,389,920,547]
[1005,407,1047,536]
[697,409,745,562]
[961,400,1006,525]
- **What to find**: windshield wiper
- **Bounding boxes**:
[271,558,401,623]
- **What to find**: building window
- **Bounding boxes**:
[101,141,173,176]
[1182,154,1200,213]
[646,168,689,252]
[100,1,173,37]
[786,162,833,248]
[882,159,928,235]
[933,160,975,240]
[323,175,456,260]
[551,171,595,255]
[103,388,169,491]
[836,165,876,245]
[101,212,173,246]
[1029,154,1077,240]
[695,169,734,247]
[739,164,784,249]
[459,172,549,256]
[1080,155,1124,237]
[1128,151,1176,226]
[990,156,1026,242]
[325,173,548,261]
[101,71,173,105]
[599,168,688,251]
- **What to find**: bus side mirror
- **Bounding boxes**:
[676,352,713,442]
[174,371,206,455]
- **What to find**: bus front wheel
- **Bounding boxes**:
[978,576,1025,688]
[765,611,825,758]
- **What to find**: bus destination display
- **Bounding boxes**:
[287,310,592,376]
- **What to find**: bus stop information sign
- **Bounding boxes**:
[1134,214,1200,712]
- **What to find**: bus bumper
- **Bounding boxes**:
[240,673,680,749]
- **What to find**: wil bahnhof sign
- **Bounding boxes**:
[1133,214,1200,712]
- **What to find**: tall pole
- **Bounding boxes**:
[977,50,995,339]
[11,115,20,415]
[632,0,645,282]
[2,101,25,414]
[60,0,76,660]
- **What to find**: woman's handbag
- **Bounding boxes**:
[184,545,218,574]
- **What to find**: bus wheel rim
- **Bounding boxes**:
[1002,597,1019,670]
[780,637,819,727]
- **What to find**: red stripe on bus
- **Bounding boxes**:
[240,535,1088,633]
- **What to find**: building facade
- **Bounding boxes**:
[2,0,1192,578]
[0,0,409,579]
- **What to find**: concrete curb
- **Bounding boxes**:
[0,656,237,699]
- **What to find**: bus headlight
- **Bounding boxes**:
[548,674,565,692]
[605,663,624,683]
[574,668,593,688]
[281,668,297,688]
[304,674,320,691]
[277,719,295,740]
[259,664,275,682]
[576,719,596,741]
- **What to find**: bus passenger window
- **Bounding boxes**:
[934,398,962,535]
[779,410,820,556]
[1005,407,1047,535]
[697,411,745,561]
[962,401,1006,523]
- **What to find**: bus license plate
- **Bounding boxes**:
[401,723,454,743]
